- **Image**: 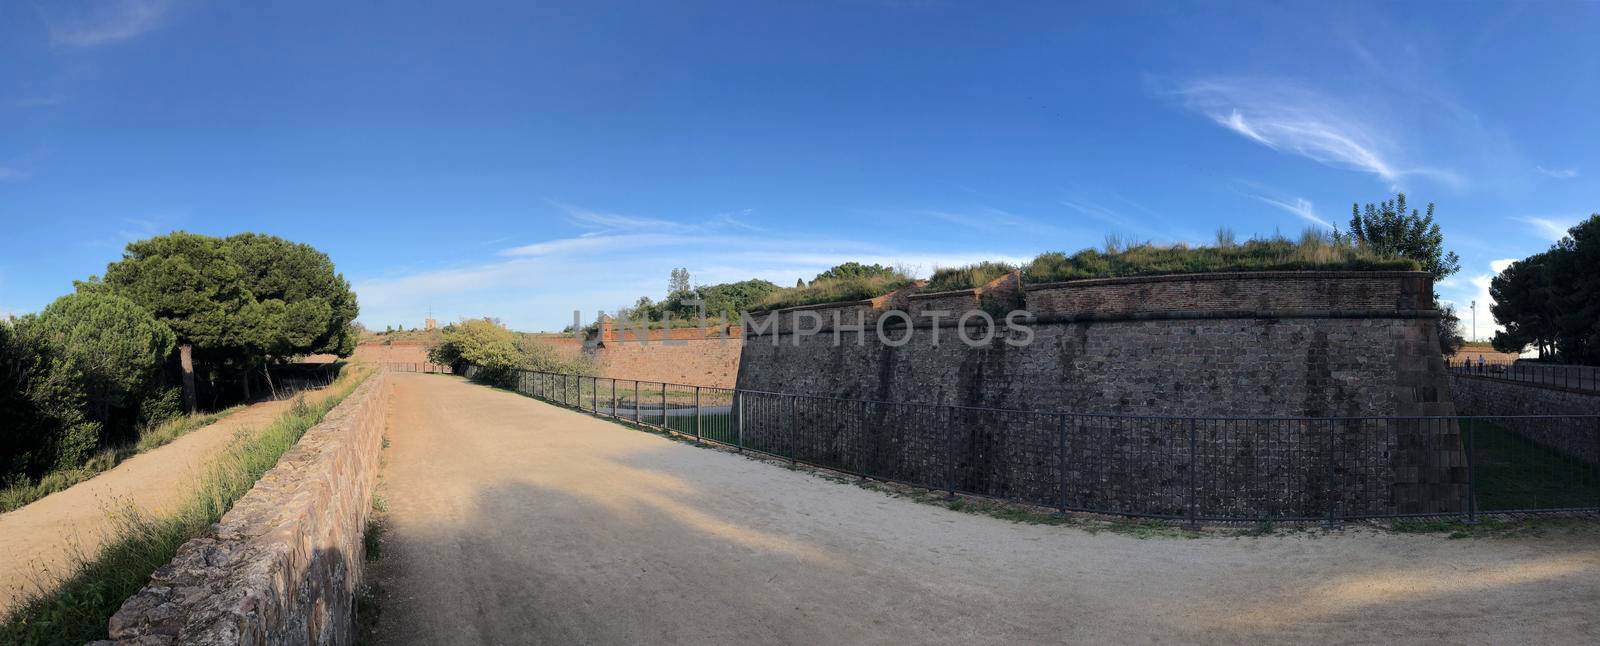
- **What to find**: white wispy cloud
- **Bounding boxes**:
[911,206,1065,236]
[1250,195,1331,229]
[45,0,173,47]
[548,200,759,234]
[1173,78,1460,189]
[1513,216,1577,242]
[357,203,1028,330]
[9,95,66,109]
[0,166,29,182]
[1535,165,1578,179]
[1059,198,1200,243]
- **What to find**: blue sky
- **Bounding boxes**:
[1,1,1595,334]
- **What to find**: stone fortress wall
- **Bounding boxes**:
[735,271,1463,517]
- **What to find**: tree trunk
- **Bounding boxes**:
[262,358,279,400]
[179,344,198,414]
[242,366,252,402]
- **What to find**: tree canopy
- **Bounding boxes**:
[31,291,175,417]
[1348,193,1460,282]
[812,261,898,283]
[97,231,358,362]
[97,232,248,350]
[1348,193,1463,353]
[1491,214,1600,362]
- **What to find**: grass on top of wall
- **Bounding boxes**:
[756,272,917,311]
[0,407,244,514]
[921,261,1020,293]
[752,230,1416,311]
[1023,230,1418,284]
[0,366,371,646]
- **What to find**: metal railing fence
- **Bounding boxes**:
[382,361,454,374]
[464,366,1600,524]
[1449,358,1600,392]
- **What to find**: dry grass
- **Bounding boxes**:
[0,368,371,645]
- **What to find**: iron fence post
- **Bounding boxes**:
[1463,417,1477,524]
[634,381,640,422]
[789,395,798,465]
[736,391,744,452]
[694,386,702,443]
[1324,419,1338,529]
[945,406,956,499]
[610,379,617,418]
[661,383,668,430]
[1185,418,1198,530]
[1057,413,1068,514]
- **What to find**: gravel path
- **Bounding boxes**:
[0,384,348,615]
[371,373,1600,645]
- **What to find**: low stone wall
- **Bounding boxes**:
[1451,374,1600,465]
[102,372,391,645]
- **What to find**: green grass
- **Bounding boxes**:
[747,230,1416,311]
[1023,230,1417,283]
[0,408,242,513]
[755,272,916,310]
[922,261,1020,293]
[0,368,371,645]
[1467,420,1600,511]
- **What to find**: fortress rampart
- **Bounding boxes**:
[734,271,1463,516]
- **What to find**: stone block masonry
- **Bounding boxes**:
[101,373,391,645]
[736,271,1464,517]
[1451,374,1600,466]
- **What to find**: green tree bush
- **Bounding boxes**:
[812,261,898,283]
[1491,214,1600,362]
[32,291,176,427]
[430,318,595,385]
[96,231,358,407]
[1347,193,1463,354]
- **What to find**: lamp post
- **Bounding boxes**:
[1470,299,1476,342]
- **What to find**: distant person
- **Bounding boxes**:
[1478,355,1486,373]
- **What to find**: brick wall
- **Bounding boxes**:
[592,338,742,388]
[102,373,390,645]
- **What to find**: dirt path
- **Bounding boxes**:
[371,374,1600,645]
[0,383,349,615]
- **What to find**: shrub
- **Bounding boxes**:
[33,291,176,422]
[431,319,596,385]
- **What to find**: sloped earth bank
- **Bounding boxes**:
[371,373,1600,645]
[0,383,352,615]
